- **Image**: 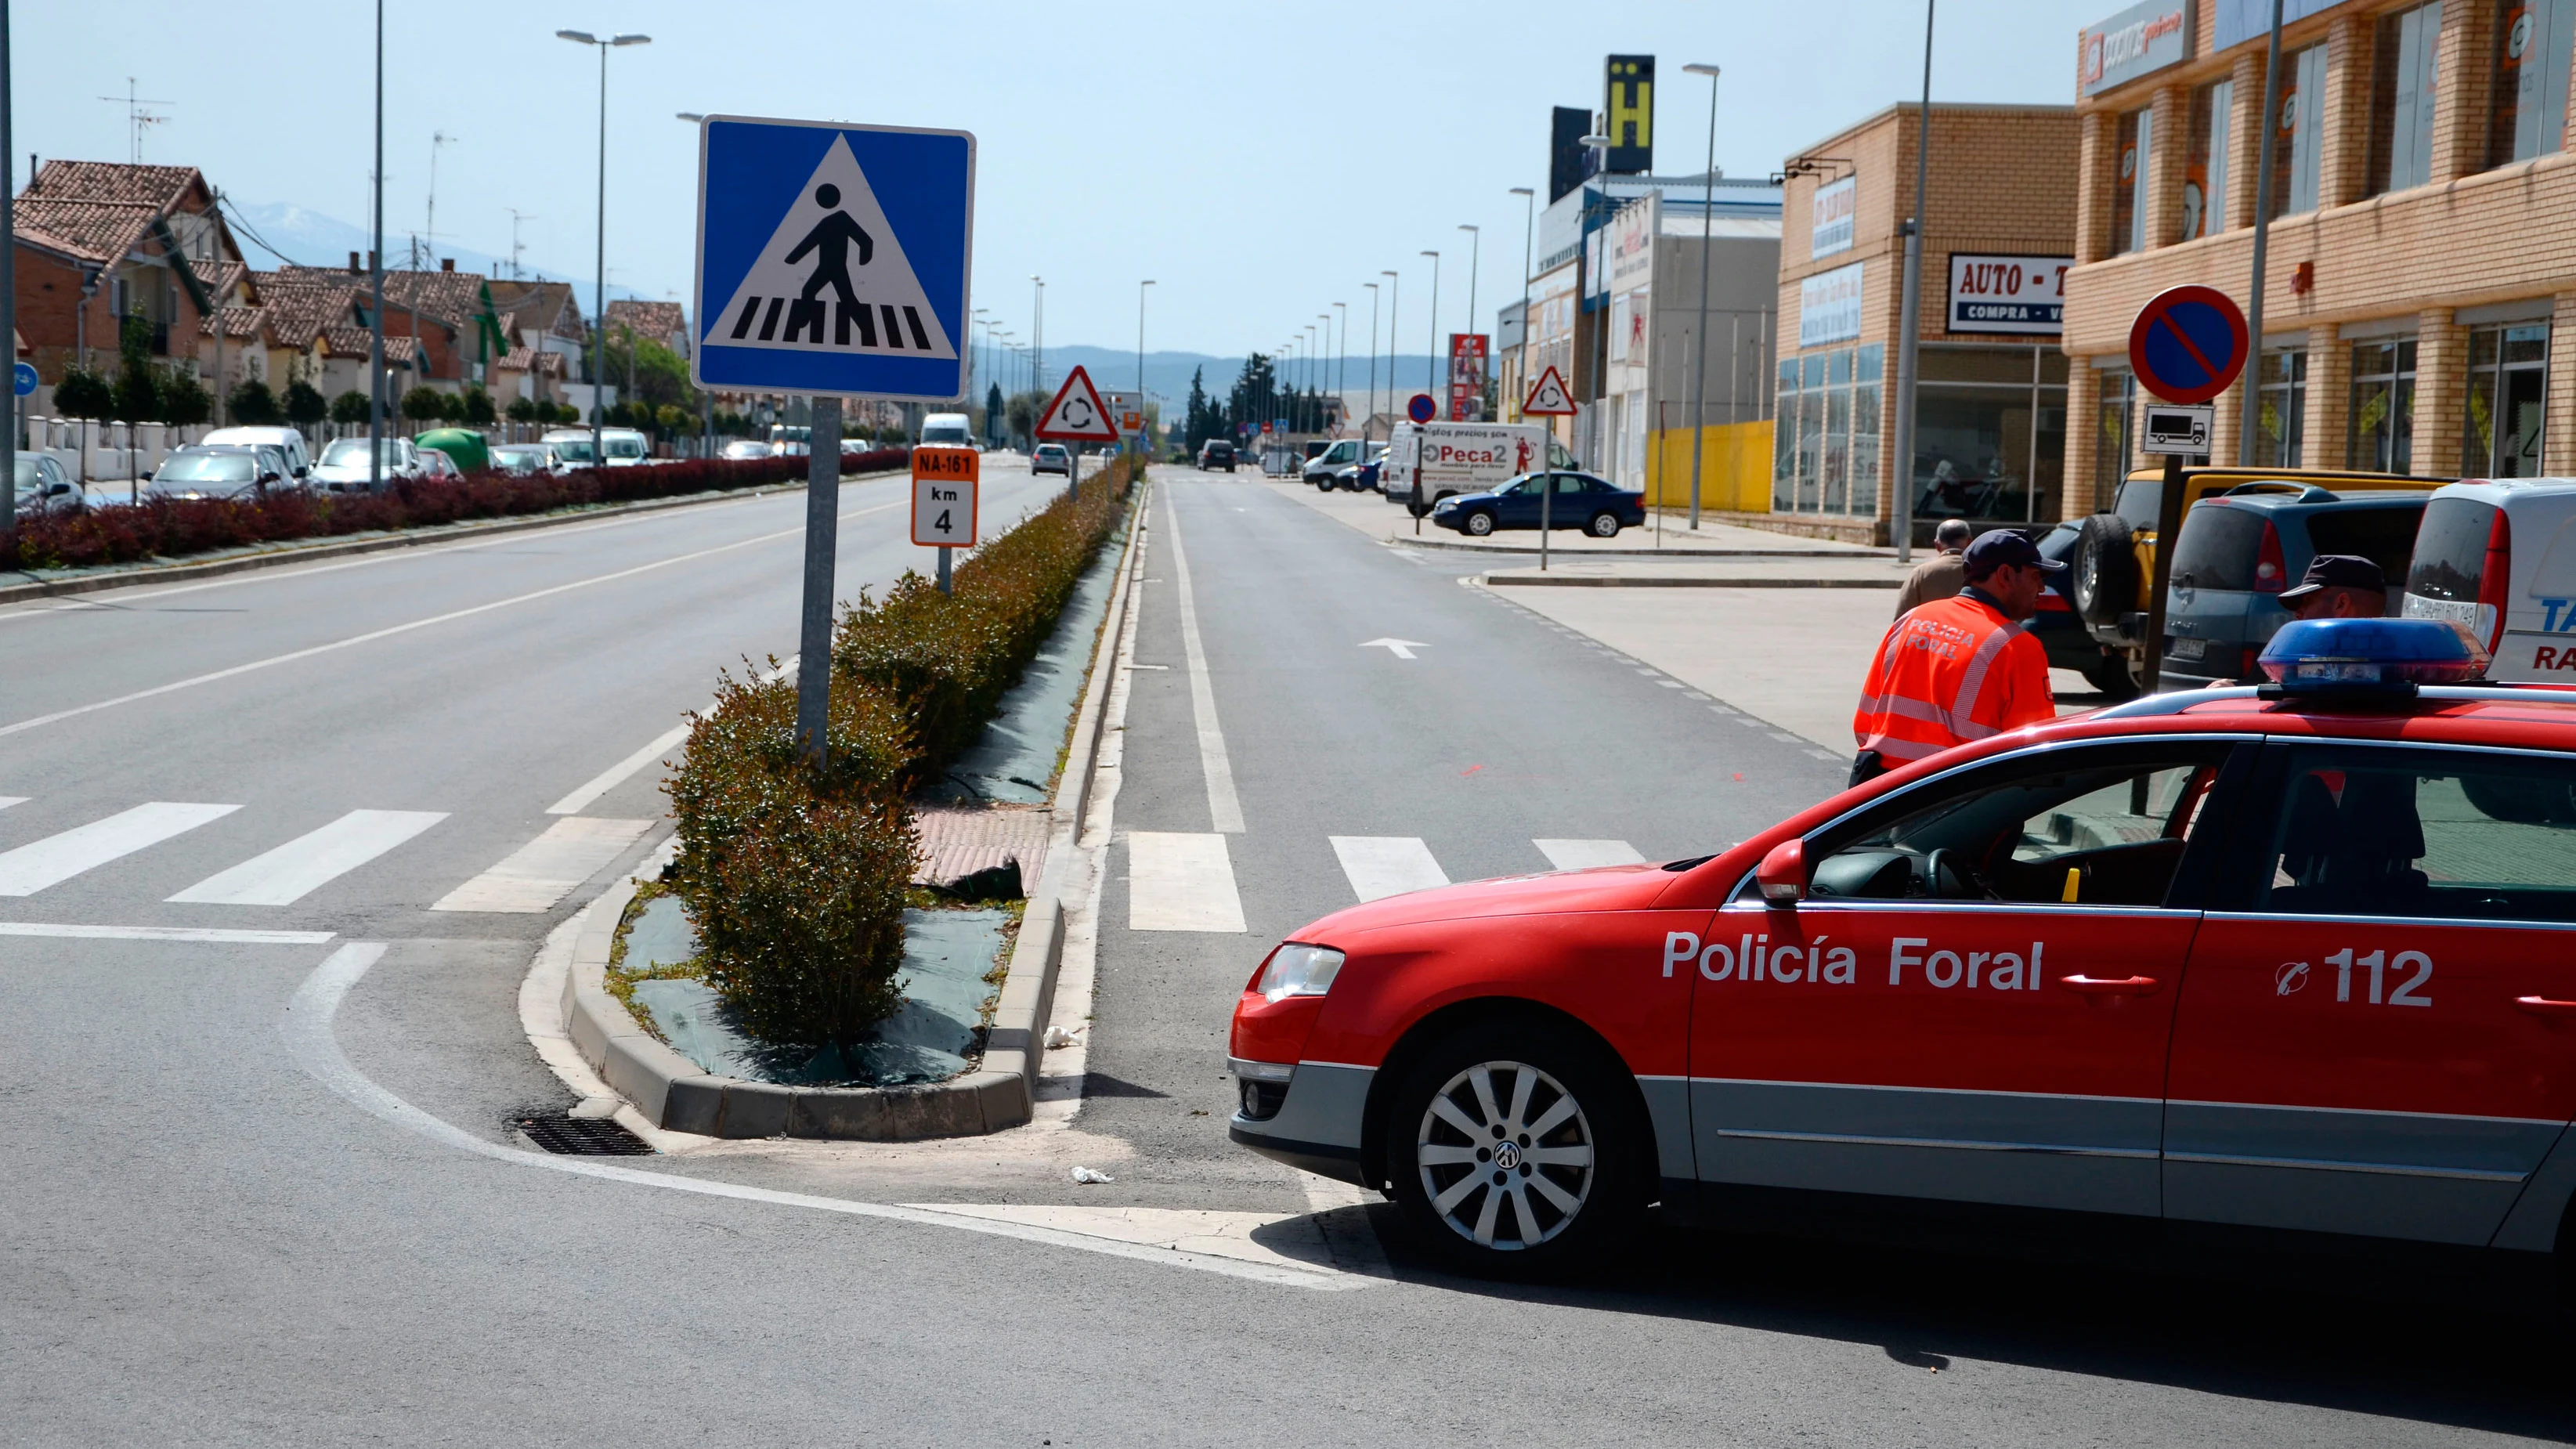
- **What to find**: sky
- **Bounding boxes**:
[21,0,2086,363]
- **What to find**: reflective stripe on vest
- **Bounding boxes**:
[1854,598,2029,755]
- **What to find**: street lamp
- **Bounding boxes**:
[1136,280,1154,454]
[1362,283,1380,441]
[1333,302,1347,435]
[1509,187,1534,426]
[1030,275,1043,396]
[1458,226,1480,417]
[1682,63,1722,531]
[1382,269,1400,420]
[1420,250,1440,405]
[1892,4,1935,562]
[558,26,651,475]
[1577,135,1613,466]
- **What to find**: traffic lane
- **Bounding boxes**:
[1072,475,1843,1201]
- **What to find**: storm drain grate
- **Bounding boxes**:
[513,1111,656,1156]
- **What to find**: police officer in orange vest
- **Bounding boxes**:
[1850,529,2065,786]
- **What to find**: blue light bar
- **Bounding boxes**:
[2256,617,2481,689]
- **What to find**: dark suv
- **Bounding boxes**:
[2155,482,2429,688]
[1196,439,1237,472]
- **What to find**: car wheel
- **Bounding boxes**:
[1385,1025,1645,1276]
[1463,511,1496,537]
[1587,511,1620,538]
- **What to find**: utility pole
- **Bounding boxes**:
[1382,269,1400,425]
[1136,279,1154,456]
[1890,1,1935,564]
[1334,301,1347,434]
[1421,250,1440,401]
[1683,63,1722,530]
[369,0,385,493]
[1363,283,1380,441]
[1510,186,1535,427]
[1,0,13,533]
[558,28,652,473]
[1458,225,1479,418]
[1030,275,1043,396]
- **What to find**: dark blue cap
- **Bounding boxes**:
[1962,529,2066,578]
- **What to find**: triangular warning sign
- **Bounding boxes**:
[1521,365,1576,416]
[711,134,956,360]
[1035,365,1119,441]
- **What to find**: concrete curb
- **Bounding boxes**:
[558,483,1147,1140]
[0,469,899,607]
[1385,530,1890,562]
[1482,572,1901,589]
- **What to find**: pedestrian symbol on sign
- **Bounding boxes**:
[713,134,956,360]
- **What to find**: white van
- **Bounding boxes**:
[1380,422,1577,514]
[200,425,313,478]
[2401,479,2576,682]
[542,427,651,467]
[919,412,974,448]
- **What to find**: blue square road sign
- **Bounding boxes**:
[692,114,975,402]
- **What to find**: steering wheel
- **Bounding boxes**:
[1923,847,1987,901]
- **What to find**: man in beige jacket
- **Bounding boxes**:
[1893,518,1974,616]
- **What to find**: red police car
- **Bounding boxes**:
[1230,619,2576,1285]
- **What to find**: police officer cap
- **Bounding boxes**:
[2278,553,2386,602]
[1962,529,2067,577]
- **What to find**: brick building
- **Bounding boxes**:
[12,161,239,383]
[1775,103,2080,544]
[2064,0,2576,506]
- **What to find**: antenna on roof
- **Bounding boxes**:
[97,78,175,164]
[425,131,457,251]
[505,209,537,280]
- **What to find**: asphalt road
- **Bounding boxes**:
[2,460,2571,1446]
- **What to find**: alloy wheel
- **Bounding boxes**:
[1414,1060,1595,1251]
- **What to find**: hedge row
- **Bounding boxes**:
[666,456,1138,1055]
[0,450,909,573]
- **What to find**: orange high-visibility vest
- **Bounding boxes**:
[1853,593,2055,765]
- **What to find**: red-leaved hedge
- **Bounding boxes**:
[1,449,909,573]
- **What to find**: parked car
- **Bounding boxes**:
[309,436,421,491]
[717,439,774,461]
[490,443,563,475]
[199,425,313,478]
[414,446,465,482]
[1196,439,1237,472]
[2401,479,2576,685]
[143,445,292,502]
[12,453,81,515]
[2156,482,2429,688]
[1431,471,1646,538]
[541,427,650,467]
[1032,443,1072,477]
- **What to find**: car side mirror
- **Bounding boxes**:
[1757,839,1810,906]
[45,482,70,497]
[294,466,309,478]
[260,472,281,485]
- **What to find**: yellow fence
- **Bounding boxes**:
[1642,421,1774,513]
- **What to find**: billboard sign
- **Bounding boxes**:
[1810,175,1857,258]
[2079,0,2191,96]
[1602,56,1654,174]
[1947,254,2072,335]
[1447,334,1490,421]
[1549,106,1593,202]
[1798,262,1866,349]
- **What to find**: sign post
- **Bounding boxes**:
[1520,365,1578,572]
[912,445,980,593]
[692,114,977,770]
[1034,363,1119,500]
[2126,284,2249,695]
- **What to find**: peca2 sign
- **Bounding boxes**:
[2078,0,2190,98]
[1948,254,2072,335]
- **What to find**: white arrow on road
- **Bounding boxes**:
[1360,638,1429,660]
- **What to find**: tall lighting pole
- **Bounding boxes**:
[1458,225,1480,417]
[1889,2,1933,563]
[1509,187,1535,426]
[370,0,386,493]
[1,0,16,531]
[1136,280,1153,454]
[558,27,651,477]
[1363,283,1380,440]
[1333,302,1347,434]
[1682,63,1722,530]
[1420,250,1441,402]
[2242,0,2287,466]
[1382,268,1400,417]
[1030,276,1043,396]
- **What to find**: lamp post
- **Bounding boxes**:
[677,113,714,457]
[1030,275,1043,396]
[558,27,650,478]
[1890,2,1933,563]
[2242,0,2287,467]
[1578,133,1613,468]
[1382,268,1400,421]
[1509,187,1534,426]
[1136,280,1153,455]
[1362,283,1380,441]
[1458,225,1480,419]
[1333,302,1347,435]
[370,0,386,493]
[1420,250,1440,402]
[1,0,13,529]
[1682,63,1721,530]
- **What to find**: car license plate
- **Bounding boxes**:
[2167,637,2206,661]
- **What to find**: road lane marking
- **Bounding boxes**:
[284,941,1361,1291]
[546,724,693,815]
[431,818,654,913]
[0,501,901,741]
[0,797,22,814]
[1329,836,1449,902]
[1532,838,1646,870]
[167,809,450,905]
[1126,831,1247,932]
[0,802,242,895]
[1359,637,1427,659]
[0,921,335,944]
[1159,492,1245,833]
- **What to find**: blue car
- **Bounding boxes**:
[1430,471,1646,539]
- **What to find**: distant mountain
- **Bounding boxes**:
[226,200,654,305]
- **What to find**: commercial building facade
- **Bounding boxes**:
[1775,103,2080,543]
[2064,0,2576,505]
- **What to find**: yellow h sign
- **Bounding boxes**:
[1602,55,1655,172]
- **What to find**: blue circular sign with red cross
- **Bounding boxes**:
[2127,284,2250,405]
[1407,392,1438,425]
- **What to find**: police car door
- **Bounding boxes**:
[1690,739,2249,1216]
[2164,742,2576,1247]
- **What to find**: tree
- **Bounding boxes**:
[110,314,161,429]
[228,379,282,426]
[54,367,111,419]
[1183,366,1212,450]
[656,403,689,433]
[401,386,447,427]
[984,382,1005,445]
[459,388,497,426]
[156,366,211,428]
[623,337,695,413]
[330,389,372,426]
[506,396,539,424]
[284,381,328,431]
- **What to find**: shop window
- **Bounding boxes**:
[2115,107,2155,253]
[2184,79,2233,239]
[1852,345,1884,519]
[2372,2,2445,194]
[2097,368,2137,502]
[1911,347,2068,530]
[1769,343,1885,517]
[1773,359,1799,511]
[2348,338,2419,473]
[2256,348,2309,466]
[2272,44,2329,216]
[2463,323,2548,475]
[2491,0,2576,167]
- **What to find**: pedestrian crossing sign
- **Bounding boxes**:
[692,114,975,402]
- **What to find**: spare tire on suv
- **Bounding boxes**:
[2069,512,2141,627]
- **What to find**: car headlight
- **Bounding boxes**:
[1256,943,1345,1001]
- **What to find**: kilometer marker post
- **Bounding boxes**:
[912,445,981,596]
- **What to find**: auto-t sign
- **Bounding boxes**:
[2126,284,2249,405]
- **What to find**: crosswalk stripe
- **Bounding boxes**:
[0,802,241,896]
[429,818,653,913]
[1329,837,1449,903]
[168,810,449,905]
[0,797,24,812]
[1532,839,1647,871]
[1126,832,1247,932]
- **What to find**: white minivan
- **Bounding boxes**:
[2401,479,2576,682]
[919,412,974,448]
[542,427,651,467]
[200,425,313,478]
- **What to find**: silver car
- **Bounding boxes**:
[309,437,421,492]
[13,453,81,516]
[144,445,294,502]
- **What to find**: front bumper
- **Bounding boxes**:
[1226,1058,1375,1186]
